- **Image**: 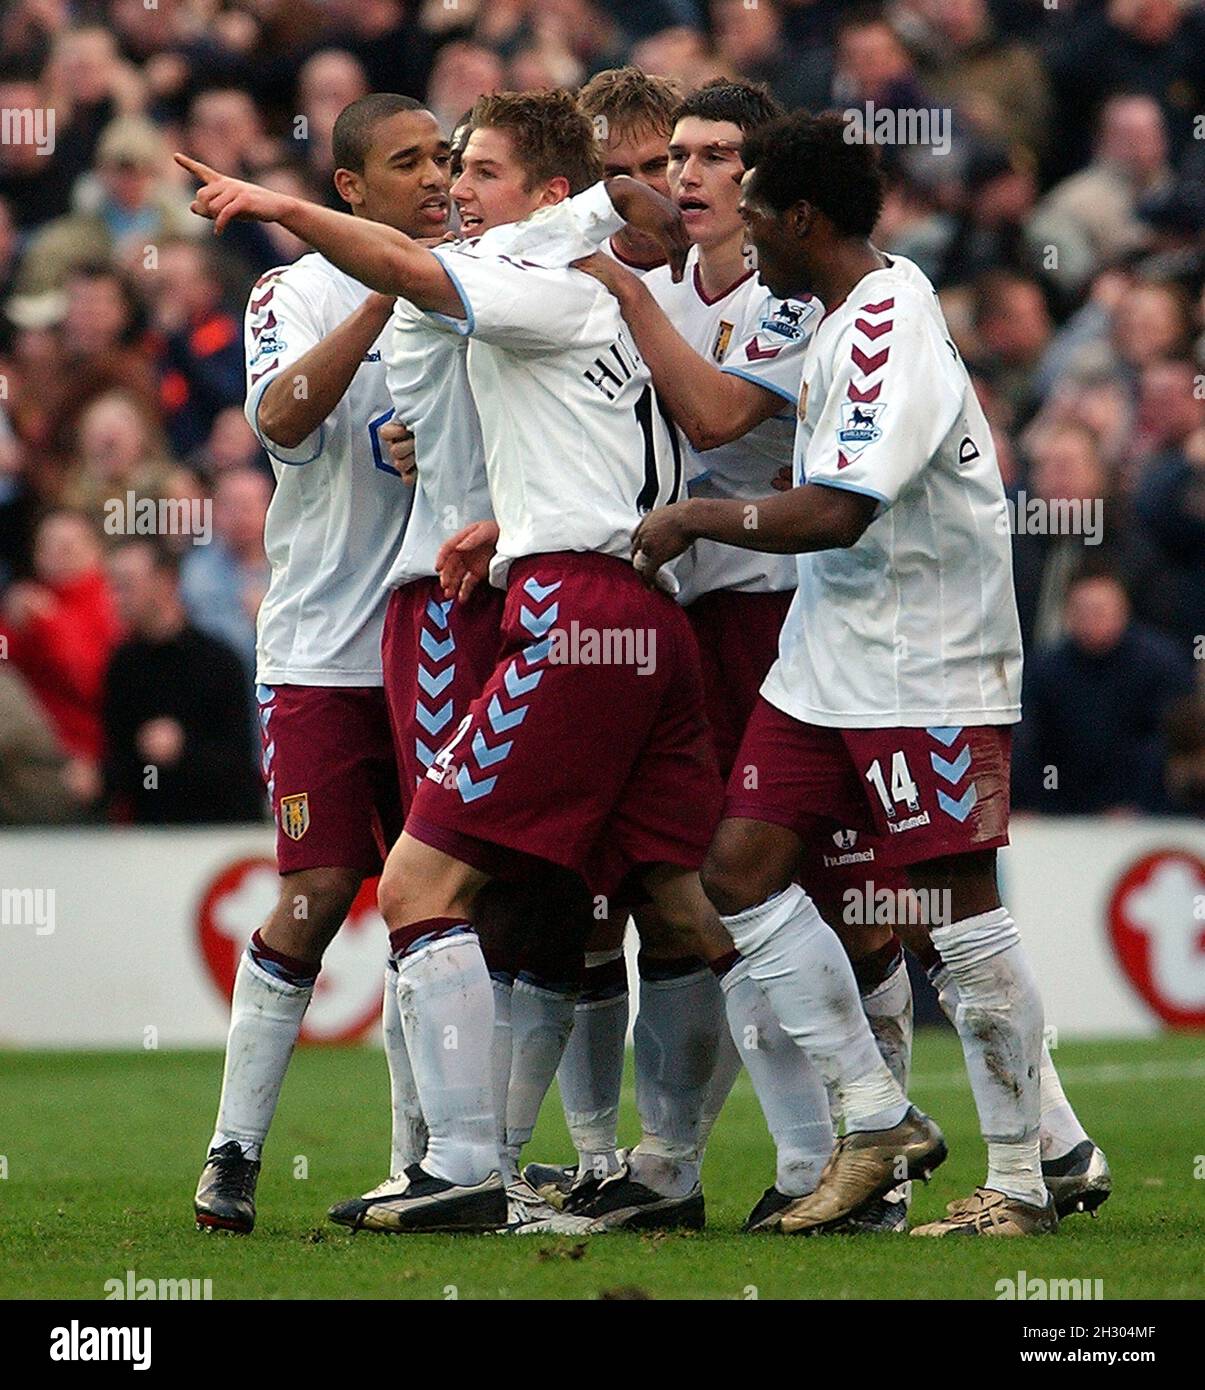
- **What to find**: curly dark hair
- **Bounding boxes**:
[742,110,886,237]
[673,77,784,137]
[470,89,602,196]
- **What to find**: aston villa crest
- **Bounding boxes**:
[280,792,310,841]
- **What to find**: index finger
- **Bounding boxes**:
[174,152,221,183]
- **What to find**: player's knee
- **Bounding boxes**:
[700,842,777,917]
[700,821,796,918]
[275,866,361,954]
[377,859,418,929]
[279,865,360,920]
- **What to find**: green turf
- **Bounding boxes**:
[2,1033,1202,1300]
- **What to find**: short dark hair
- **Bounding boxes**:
[470,89,602,196]
[742,110,885,237]
[673,78,783,138]
[332,94,425,173]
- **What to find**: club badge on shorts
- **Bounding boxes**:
[280,792,310,840]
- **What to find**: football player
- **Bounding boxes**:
[180,89,945,1235]
[633,111,1108,1236]
[193,94,447,1234]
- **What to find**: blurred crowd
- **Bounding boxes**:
[0,0,1202,826]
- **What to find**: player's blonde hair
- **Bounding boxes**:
[577,66,682,143]
[470,89,602,195]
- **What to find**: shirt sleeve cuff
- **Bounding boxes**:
[567,180,626,248]
[246,374,324,465]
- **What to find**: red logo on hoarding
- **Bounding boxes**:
[1107,849,1205,1028]
[196,857,385,1042]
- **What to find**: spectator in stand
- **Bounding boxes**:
[102,536,263,824]
[1133,422,1205,652]
[1011,421,1153,654]
[424,41,506,133]
[190,406,269,481]
[1013,559,1196,815]
[1164,692,1205,819]
[296,50,370,200]
[184,88,283,181]
[1044,0,1205,176]
[1027,95,1173,296]
[15,114,198,297]
[899,0,1053,160]
[708,0,815,109]
[1126,355,1205,480]
[629,28,726,89]
[0,664,87,824]
[147,239,247,457]
[54,263,160,434]
[64,390,173,525]
[781,7,932,127]
[0,62,120,233]
[179,466,271,681]
[0,509,121,804]
[971,269,1054,424]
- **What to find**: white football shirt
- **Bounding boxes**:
[426,219,685,588]
[244,253,413,686]
[384,181,628,588]
[642,247,819,603]
[382,299,491,590]
[762,254,1023,728]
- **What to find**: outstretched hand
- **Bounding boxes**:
[175,152,292,233]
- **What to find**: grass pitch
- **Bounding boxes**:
[2,1032,1202,1300]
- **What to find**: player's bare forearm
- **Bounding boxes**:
[690,485,876,551]
[257,295,395,449]
[175,152,463,314]
[609,273,779,449]
[632,484,876,582]
[279,200,461,313]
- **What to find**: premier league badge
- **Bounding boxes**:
[837,400,885,453]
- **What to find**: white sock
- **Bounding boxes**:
[382,961,426,1174]
[861,949,914,1204]
[861,951,913,1091]
[1037,1043,1090,1160]
[930,909,1045,1205]
[505,974,578,1176]
[489,975,514,1183]
[721,958,833,1196]
[394,933,498,1187]
[211,950,312,1161]
[697,1017,743,1158]
[628,962,722,1197]
[557,949,627,1180]
[722,885,908,1132]
[933,962,1087,1164]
